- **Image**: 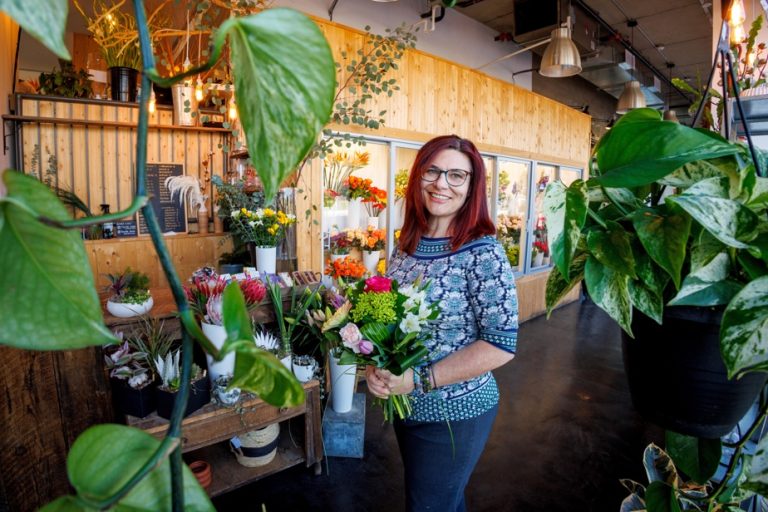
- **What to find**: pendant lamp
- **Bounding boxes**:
[539,26,582,77]
[616,80,646,113]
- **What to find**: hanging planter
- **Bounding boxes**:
[622,306,767,438]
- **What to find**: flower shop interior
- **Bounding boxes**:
[2,0,767,511]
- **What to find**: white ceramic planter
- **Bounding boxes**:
[256,246,277,274]
[280,354,293,371]
[106,296,154,318]
[202,322,236,385]
[362,250,380,275]
[533,252,544,267]
[291,356,317,383]
[366,215,379,228]
[329,354,357,413]
[330,253,347,263]
[347,197,362,229]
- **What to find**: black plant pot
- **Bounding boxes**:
[108,66,138,102]
[622,306,767,438]
[156,378,211,420]
[153,83,173,105]
[111,378,157,418]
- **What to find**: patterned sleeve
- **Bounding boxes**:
[467,240,519,353]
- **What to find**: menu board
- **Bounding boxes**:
[115,220,138,238]
[138,163,187,235]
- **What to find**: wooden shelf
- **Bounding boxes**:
[126,380,324,497]
[184,427,307,497]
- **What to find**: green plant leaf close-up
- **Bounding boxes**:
[230,342,305,407]
[720,275,768,378]
[221,282,254,353]
[667,253,743,307]
[744,429,768,496]
[594,108,738,189]
[584,255,632,335]
[643,481,682,512]
[0,0,70,59]
[629,204,691,290]
[586,220,636,279]
[665,431,721,485]
[217,8,336,201]
[39,424,213,511]
[0,171,116,350]
[667,177,760,250]
[545,253,586,316]
[543,179,588,280]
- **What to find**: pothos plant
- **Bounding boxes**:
[543,108,768,510]
[0,1,335,510]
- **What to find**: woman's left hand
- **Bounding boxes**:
[375,368,414,395]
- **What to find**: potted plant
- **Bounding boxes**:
[544,107,768,438]
[104,334,156,418]
[105,268,153,318]
[154,349,210,420]
[228,206,297,273]
[38,61,93,98]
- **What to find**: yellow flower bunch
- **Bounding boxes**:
[231,207,296,247]
[324,151,371,196]
[394,168,410,199]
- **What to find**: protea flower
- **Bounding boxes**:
[206,294,224,326]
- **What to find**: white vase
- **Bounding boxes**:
[534,252,544,267]
[362,250,380,274]
[291,356,317,383]
[280,354,293,371]
[366,215,379,228]
[106,296,153,318]
[330,253,347,263]
[256,246,277,274]
[347,197,362,230]
[329,354,357,413]
[202,322,236,386]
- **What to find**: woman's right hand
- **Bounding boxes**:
[365,365,390,398]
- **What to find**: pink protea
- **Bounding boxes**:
[239,277,267,307]
[206,294,224,326]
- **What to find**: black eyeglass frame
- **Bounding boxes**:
[420,166,472,187]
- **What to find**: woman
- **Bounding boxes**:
[366,135,518,512]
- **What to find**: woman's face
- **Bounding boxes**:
[420,149,473,226]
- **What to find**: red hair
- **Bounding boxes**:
[399,135,495,254]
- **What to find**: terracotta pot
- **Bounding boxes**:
[188,460,212,490]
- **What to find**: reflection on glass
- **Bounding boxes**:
[496,159,529,272]
[483,156,494,214]
[393,147,418,230]
[560,168,582,187]
[532,164,556,268]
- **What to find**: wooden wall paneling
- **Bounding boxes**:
[0,347,70,511]
[147,125,159,164]
[516,270,580,323]
[19,99,37,174]
[85,103,105,207]
[456,67,474,138]
[37,100,55,183]
[52,348,114,450]
[71,103,89,213]
[116,106,134,212]
[101,105,118,212]
[54,101,73,195]
[295,158,323,271]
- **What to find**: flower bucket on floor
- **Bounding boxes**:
[230,423,280,467]
[329,353,357,413]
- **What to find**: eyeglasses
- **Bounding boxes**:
[421,166,471,187]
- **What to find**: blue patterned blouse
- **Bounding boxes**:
[387,235,518,422]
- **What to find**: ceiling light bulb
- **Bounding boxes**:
[730,0,746,25]
[195,78,204,102]
[731,24,746,43]
[229,96,238,120]
[148,89,156,114]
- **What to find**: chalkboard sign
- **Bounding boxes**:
[115,220,138,238]
[138,163,187,235]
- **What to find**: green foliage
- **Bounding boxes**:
[40,424,213,511]
[39,62,92,98]
[544,108,768,379]
[1,1,335,509]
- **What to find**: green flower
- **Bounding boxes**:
[352,291,397,324]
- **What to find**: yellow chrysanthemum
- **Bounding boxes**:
[376,259,386,275]
[263,208,275,217]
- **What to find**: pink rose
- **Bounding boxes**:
[340,323,363,352]
[358,340,374,355]
[364,276,392,293]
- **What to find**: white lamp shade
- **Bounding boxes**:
[539,27,582,78]
[616,80,646,113]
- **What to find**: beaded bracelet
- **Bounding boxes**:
[412,365,424,394]
[420,365,434,394]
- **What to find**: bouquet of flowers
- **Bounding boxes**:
[320,276,440,421]
[229,207,297,247]
[394,169,409,200]
[324,151,370,198]
[354,226,386,252]
[329,230,354,255]
[497,214,522,244]
[325,256,367,281]
[346,176,374,201]
[185,268,267,325]
[363,186,387,217]
[532,239,549,257]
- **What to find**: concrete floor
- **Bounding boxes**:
[213,301,663,511]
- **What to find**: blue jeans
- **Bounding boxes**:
[394,404,498,512]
